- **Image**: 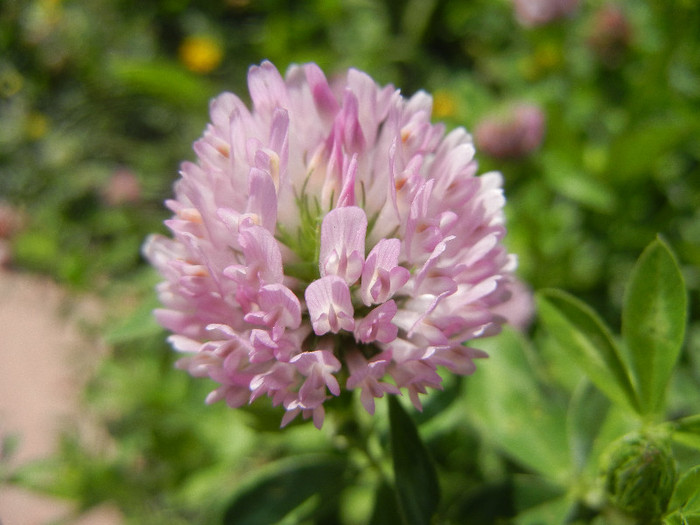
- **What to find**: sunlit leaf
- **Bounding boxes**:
[537,289,638,413]
[222,454,348,525]
[622,237,687,416]
[388,396,440,525]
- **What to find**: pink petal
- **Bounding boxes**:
[248,329,277,363]
[319,206,367,284]
[346,68,395,146]
[167,335,202,353]
[291,350,342,397]
[360,238,410,305]
[244,283,302,339]
[338,89,365,153]
[224,223,283,286]
[253,108,289,191]
[354,300,399,344]
[345,350,400,415]
[247,61,288,115]
[304,63,339,117]
[250,361,298,402]
[305,276,355,335]
[336,153,358,208]
[428,345,489,375]
[312,406,325,429]
[280,407,300,427]
[246,168,278,232]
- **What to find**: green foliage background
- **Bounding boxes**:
[1,0,699,523]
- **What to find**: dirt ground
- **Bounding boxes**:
[0,270,122,525]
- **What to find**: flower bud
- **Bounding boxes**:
[603,432,677,521]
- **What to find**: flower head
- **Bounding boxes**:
[145,61,524,428]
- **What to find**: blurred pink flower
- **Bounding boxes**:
[0,202,25,267]
[513,0,580,27]
[587,4,632,67]
[0,202,24,240]
[102,168,141,206]
[0,241,11,267]
[144,61,526,428]
[475,103,546,159]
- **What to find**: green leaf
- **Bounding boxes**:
[606,117,696,182]
[465,329,571,481]
[388,396,440,525]
[567,380,610,472]
[368,480,404,525]
[104,297,162,345]
[675,415,700,433]
[512,495,572,525]
[222,454,348,525]
[542,152,617,213]
[663,513,700,525]
[512,474,567,512]
[109,57,213,108]
[12,231,60,273]
[666,465,700,522]
[622,237,687,415]
[536,289,638,413]
[672,415,700,451]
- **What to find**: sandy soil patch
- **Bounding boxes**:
[0,270,121,525]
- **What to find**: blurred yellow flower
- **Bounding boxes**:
[432,90,457,119]
[178,36,223,74]
[0,68,23,97]
[25,112,49,140]
[534,42,563,70]
[518,42,563,80]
